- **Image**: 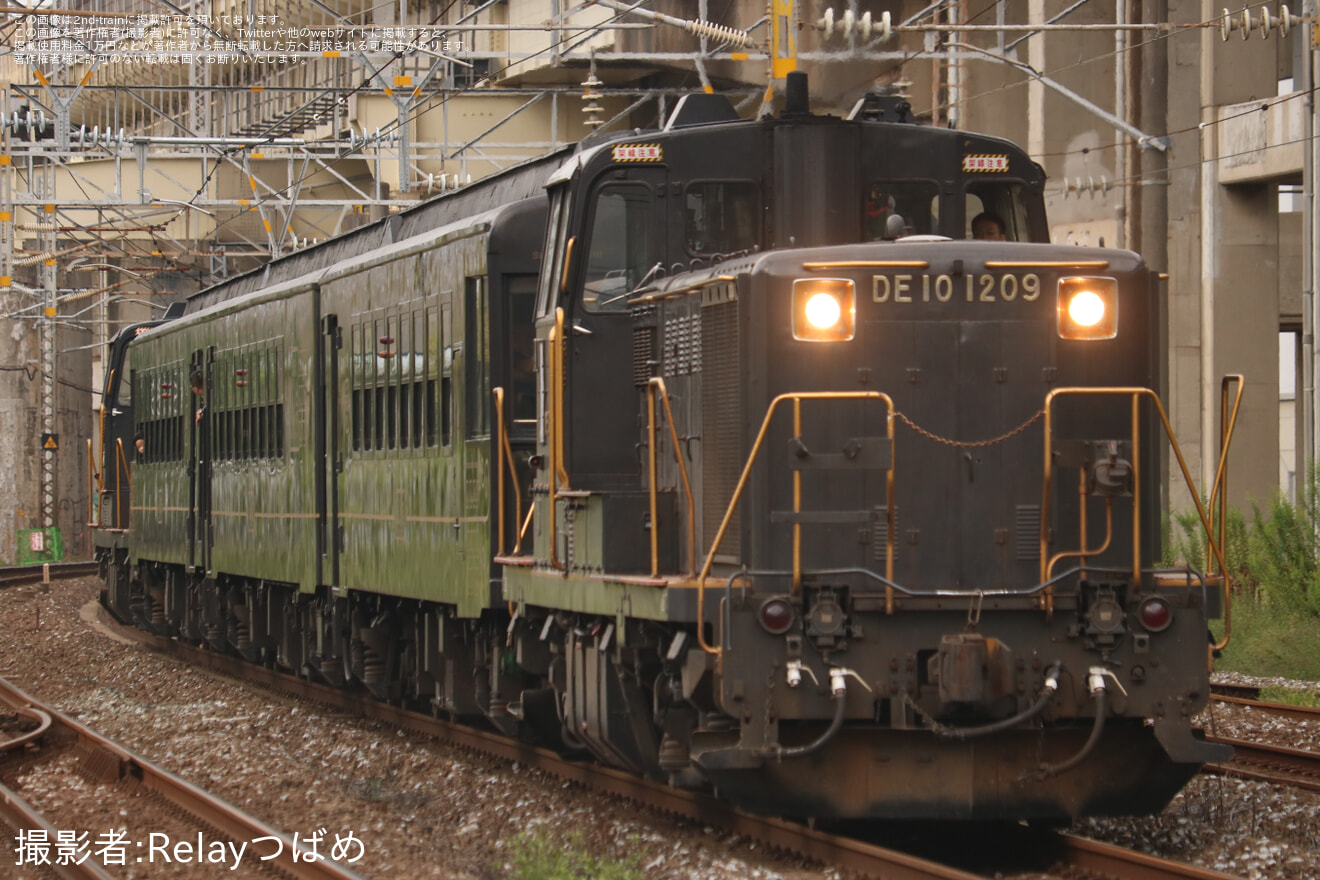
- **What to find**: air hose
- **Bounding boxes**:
[935,662,1064,741]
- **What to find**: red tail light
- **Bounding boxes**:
[1138,596,1173,632]
[759,598,795,635]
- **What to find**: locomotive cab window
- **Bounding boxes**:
[117,347,133,405]
[582,184,654,313]
[864,181,939,240]
[685,181,759,256]
[965,182,1032,242]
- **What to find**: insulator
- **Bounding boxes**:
[1222,4,1291,40]
[581,69,606,130]
[683,18,753,48]
[818,7,892,42]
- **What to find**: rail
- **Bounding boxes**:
[0,675,369,880]
[112,608,1239,880]
[696,392,895,656]
[646,378,696,577]
[1040,381,1243,647]
[492,387,524,556]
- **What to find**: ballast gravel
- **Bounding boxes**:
[3,577,1319,879]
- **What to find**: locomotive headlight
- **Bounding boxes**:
[1068,291,1106,326]
[805,292,842,328]
[1058,277,1118,340]
[793,278,855,341]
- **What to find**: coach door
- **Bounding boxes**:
[321,313,341,588]
[566,168,667,488]
[188,349,214,572]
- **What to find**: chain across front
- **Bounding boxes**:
[894,408,1045,449]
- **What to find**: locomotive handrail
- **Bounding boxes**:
[114,436,131,530]
[86,438,100,527]
[492,387,524,557]
[697,392,895,656]
[1210,375,1245,651]
[646,378,696,577]
[1040,383,1241,650]
[547,309,567,570]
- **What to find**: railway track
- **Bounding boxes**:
[101,608,1245,880]
[1211,687,1320,725]
[1205,738,1320,792]
[7,565,1254,879]
[1205,684,1320,789]
[0,561,98,589]
[0,674,369,880]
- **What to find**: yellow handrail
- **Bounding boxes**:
[86,438,98,527]
[491,387,524,557]
[552,308,570,489]
[518,504,535,547]
[546,309,567,570]
[645,378,697,577]
[1210,375,1244,651]
[114,437,131,530]
[696,391,895,656]
[1039,382,1242,647]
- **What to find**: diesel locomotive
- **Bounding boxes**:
[93,74,1238,821]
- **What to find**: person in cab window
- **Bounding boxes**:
[972,212,1007,241]
[133,433,146,462]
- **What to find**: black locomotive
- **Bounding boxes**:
[94,74,1236,821]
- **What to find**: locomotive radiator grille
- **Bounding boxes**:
[871,507,898,564]
[1015,505,1041,561]
[632,304,657,388]
[701,299,740,558]
[633,326,656,388]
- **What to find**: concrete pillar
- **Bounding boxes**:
[1204,181,1280,509]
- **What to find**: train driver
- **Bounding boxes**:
[971,212,1007,241]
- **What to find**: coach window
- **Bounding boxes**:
[964,182,1031,242]
[864,181,939,240]
[582,185,652,313]
[685,181,758,256]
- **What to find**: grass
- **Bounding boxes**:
[502,829,641,880]
[1258,685,1320,708]
[1211,596,1320,681]
[1170,471,1320,682]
